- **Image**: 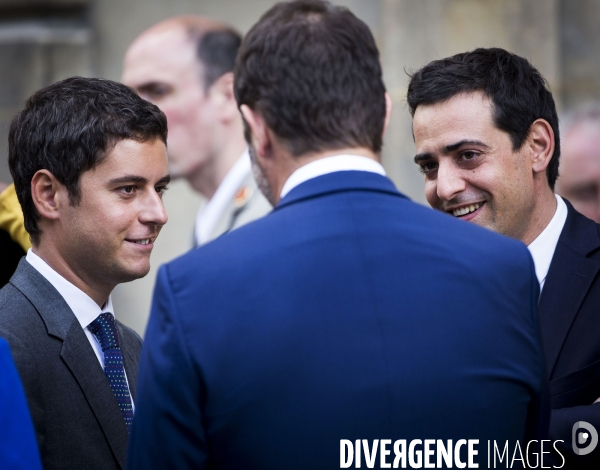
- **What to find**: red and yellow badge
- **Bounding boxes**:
[234,185,253,208]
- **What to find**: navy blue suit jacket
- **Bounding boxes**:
[128,171,548,469]
[542,200,600,467]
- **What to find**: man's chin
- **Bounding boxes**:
[114,262,152,284]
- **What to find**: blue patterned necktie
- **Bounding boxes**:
[88,312,134,434]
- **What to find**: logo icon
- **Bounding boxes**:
[572,421,598,456]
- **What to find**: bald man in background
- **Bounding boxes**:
[122,17,270,246]
[557,102,600,223]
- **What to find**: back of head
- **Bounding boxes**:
[234,0,387,157]
[407,48,560,189]
[9,76,167,245]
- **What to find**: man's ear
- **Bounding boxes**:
[240,104,271,159]
[382,92,393,139]
[210,72,239,122]
[528,118,555,174]
[31,170,64,221]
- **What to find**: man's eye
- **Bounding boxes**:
[139,85,171,101]
[121,186,135,194]
[460,151,478,160]
[419,162,438,174]
[156,185,169,196]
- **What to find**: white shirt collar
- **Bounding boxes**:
[195,149,251,246]
[280,154,386,199]
[527,194,568,291]
[26,249,113,329]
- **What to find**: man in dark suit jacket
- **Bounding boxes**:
[0,77,170,470]
[408,47,600,467]
[127,3,548,469]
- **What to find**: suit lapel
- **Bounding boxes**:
[209,172,257,241]
[61,322,129,468]
[538,201,600,378]
[10,259,128,468]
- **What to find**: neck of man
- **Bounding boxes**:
[33,240,112,308]
[520,184,558,246]
[187,123,248,201]
[268,146,380,205]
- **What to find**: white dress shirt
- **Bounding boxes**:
[195,149,252,246]
[527,194,568,291]
[26,249,134,407]
[280,154,387,199]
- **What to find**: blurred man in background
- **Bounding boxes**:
[0,183,30,286]
[409,47,600,467]
[556,102,600,223]
[122,16,270,246]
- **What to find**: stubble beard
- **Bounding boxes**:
[248,144,276,207]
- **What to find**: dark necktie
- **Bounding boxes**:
[88,312,134,434]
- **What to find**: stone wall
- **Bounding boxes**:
[1,0,599,334]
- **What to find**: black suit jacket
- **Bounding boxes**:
[0,259,141,470]
[540,199,600,467]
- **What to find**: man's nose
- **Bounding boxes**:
[140,190,168,227]
[436,162,467,201]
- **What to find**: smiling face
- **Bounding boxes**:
[56,138,169,291]
[412,91,539,241]
[122,26,218,181]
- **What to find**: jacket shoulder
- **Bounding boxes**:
[0,282,40,334]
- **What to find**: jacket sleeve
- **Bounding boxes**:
[549,404,600,466]
[0,338,42,470]
[126,264,209,470]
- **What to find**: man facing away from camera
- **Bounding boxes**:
[123,15,270,247]
[408,47,600,467]
[0,77,169,470]
[128,3,547,469]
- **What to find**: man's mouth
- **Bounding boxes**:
[126,238,153,245]
[450,202,482,217]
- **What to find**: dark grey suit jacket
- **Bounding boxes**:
[0,259,142,470]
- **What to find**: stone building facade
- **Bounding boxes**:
[1,0,599,333]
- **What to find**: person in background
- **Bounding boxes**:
[409,47,600,467]
[0,183,31,286]
[122,16,270,247]
[127,3,547,469]
[0,77,169,470]
[556,102,600,222]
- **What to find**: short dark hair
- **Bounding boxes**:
[407,48,560,189]
[234,0,387,156]
[9,76,168,245]
[195,27,242,90]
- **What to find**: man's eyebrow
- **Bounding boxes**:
[444,139,489,153]
[136,82,168,92]
[109,175,148,185]
[414,140,490,164]
[414,153,432,164]
[108,174,171,185]
[157,175,171,185]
